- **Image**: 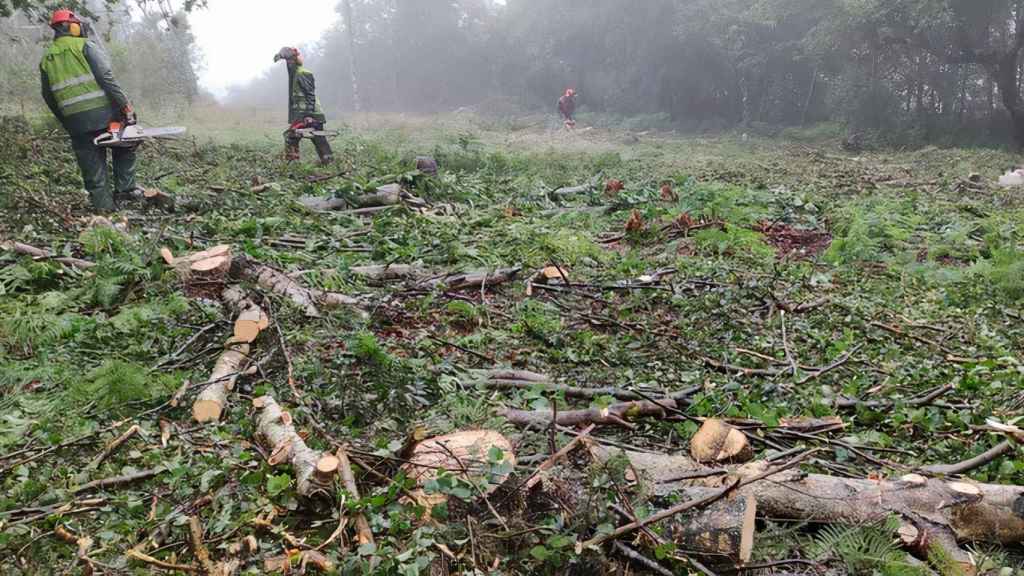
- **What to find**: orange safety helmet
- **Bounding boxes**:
[50,9,81,28]
[274,47,302,63]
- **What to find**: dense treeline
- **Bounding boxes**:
[7,0,1024,147]
[227,0,1024,148]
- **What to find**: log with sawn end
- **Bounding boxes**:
[252,396,338,497]
[192,341,250,423]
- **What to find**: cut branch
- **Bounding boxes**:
[253,396,336,497]
[2,241,95,270]
[192,342,250,423]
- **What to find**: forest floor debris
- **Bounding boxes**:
[1,116,1023,575]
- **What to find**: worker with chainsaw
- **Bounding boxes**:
[274,47,334,164]
[558,88,577,129]
[40,9,141,212]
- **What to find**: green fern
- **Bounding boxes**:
[68,360,176,415]
[807,517,928,576]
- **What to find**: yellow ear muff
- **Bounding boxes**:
[69,23,82,37]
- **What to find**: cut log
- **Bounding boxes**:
[421,267,522,292]
[222,286,270,344]
[160,247,175,265]
[253,396,336,496]
[2,241,95,270]
[352,183,402,208]
[401,430,516,510]
[501,398,687,428]
[690,419,753,464]
[350,264,425,282]
[192,342,250,423]
[669,493,756,565]
[591,445,1024,546]
[232,256,363,317]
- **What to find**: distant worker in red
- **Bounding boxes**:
[558,88,577,129]
[273,47,334,164]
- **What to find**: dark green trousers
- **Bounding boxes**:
[70,130,137,212]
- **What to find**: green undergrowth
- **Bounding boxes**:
[1,116,1023,574]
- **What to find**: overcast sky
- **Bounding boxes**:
[189,0,340,99]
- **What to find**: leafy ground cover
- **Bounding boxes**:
[1,112,1023,575]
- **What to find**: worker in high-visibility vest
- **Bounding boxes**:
[40,9,140,212]
[274,47,334,164]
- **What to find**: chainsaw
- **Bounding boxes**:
[94,122,187,147]
[291,127,341,139]
[286,120,340,139]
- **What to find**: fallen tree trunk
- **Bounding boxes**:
[593,446,1024,547]
[420,267,522,292]
[669,493,756,565]
[253,396,337,497]
[500,398,688,428]
[2,241,95,270]
[232,256,363,317]
[192,342,250,423]
[299,183,405,211]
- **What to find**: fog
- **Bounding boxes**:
[6,0,1024,147]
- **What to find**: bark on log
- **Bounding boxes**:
[253,396,336,497]
[233,256,321,316]
[669,493,756,565]
[351,264,425,282]
[299,184,403,211]
[420,267,522,292]
[479,369,700,403]
[2,241,95,270]
[353,183,402,208]
[500,398,687,428]
[192,342,250,423]
[232,256,363,317]
[592,446,1024,546]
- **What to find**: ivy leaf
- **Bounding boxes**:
[266,473,291,496]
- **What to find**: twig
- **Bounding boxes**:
[780,311,798,377]
[126,549,199,573]
[796,344,862,385]
[614,541,675,576]
[88,424,141,470]
[427,334,494,363]
[188,516,217,575]
[74,468,164,494]
[523,424,596,491]
[919,441,1016,476]
[336,447,374,547]
[269,299,300,399]
[582,477,740,549]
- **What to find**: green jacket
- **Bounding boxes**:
[288,64,325,124]
[40,32,129,135]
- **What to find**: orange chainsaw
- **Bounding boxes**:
[94,121,186,147]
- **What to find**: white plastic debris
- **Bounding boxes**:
[998,168,1024,187]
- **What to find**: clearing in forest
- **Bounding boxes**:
[1,116,1023,575]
